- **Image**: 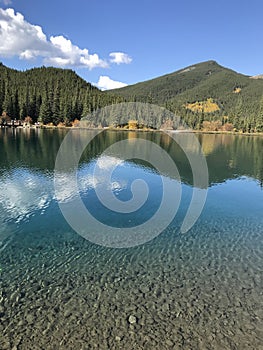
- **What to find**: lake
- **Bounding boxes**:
[0,128,262,349]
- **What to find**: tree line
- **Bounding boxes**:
[1,61,263,132]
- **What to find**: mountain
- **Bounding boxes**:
[111,61,263,132]
[0,61,263,132]
[0,63,123,125]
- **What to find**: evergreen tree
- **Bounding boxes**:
[52,84,61,125]
[256,96,263,132]
[39,85,52,124]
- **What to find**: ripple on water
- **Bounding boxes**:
[0,216,262,349]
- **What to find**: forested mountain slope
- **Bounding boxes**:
[111,61,263,131]
[0,63,123,125]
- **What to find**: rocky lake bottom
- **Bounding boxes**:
[0,215,262,350]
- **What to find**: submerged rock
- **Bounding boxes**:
[128,315,137,324]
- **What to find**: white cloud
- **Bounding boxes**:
[0,0,12,5]
[0,9,50,58]
[0,170,51,223]
[80,156,127,193]
[0,8,131,70]
[55,157,127,203]
[96,156,123,170]
[45,35,108,69]
[54,172,79,203]
[109,52,132,65]
[95,76,128,90]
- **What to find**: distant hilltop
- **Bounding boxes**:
[250,74,263,79]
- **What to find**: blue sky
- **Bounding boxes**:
[0,0,262,89]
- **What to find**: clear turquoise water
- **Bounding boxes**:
[0,128,262,349]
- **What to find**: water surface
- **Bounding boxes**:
[0,128,262,349]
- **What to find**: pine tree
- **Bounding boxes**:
[39,85,52,124]
[52,84,61,125]
[256,95,263,132]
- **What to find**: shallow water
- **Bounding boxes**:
[0,128,262,349]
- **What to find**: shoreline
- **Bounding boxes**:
[2,124,263,136]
